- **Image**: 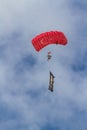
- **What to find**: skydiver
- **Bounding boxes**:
[47,52,52,60]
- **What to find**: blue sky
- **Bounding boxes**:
[0,0,87,130]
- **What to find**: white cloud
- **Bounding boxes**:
[0,0,87,130]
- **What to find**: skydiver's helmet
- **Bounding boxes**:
[47,52,52,60]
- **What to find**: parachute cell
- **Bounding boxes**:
[32,31,68,51]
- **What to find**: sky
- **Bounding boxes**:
[0,0,87,130]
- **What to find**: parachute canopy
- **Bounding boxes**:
[32,31,68,51]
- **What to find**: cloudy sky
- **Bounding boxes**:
[0,0,87,130]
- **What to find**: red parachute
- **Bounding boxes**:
[32,31,68,51]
